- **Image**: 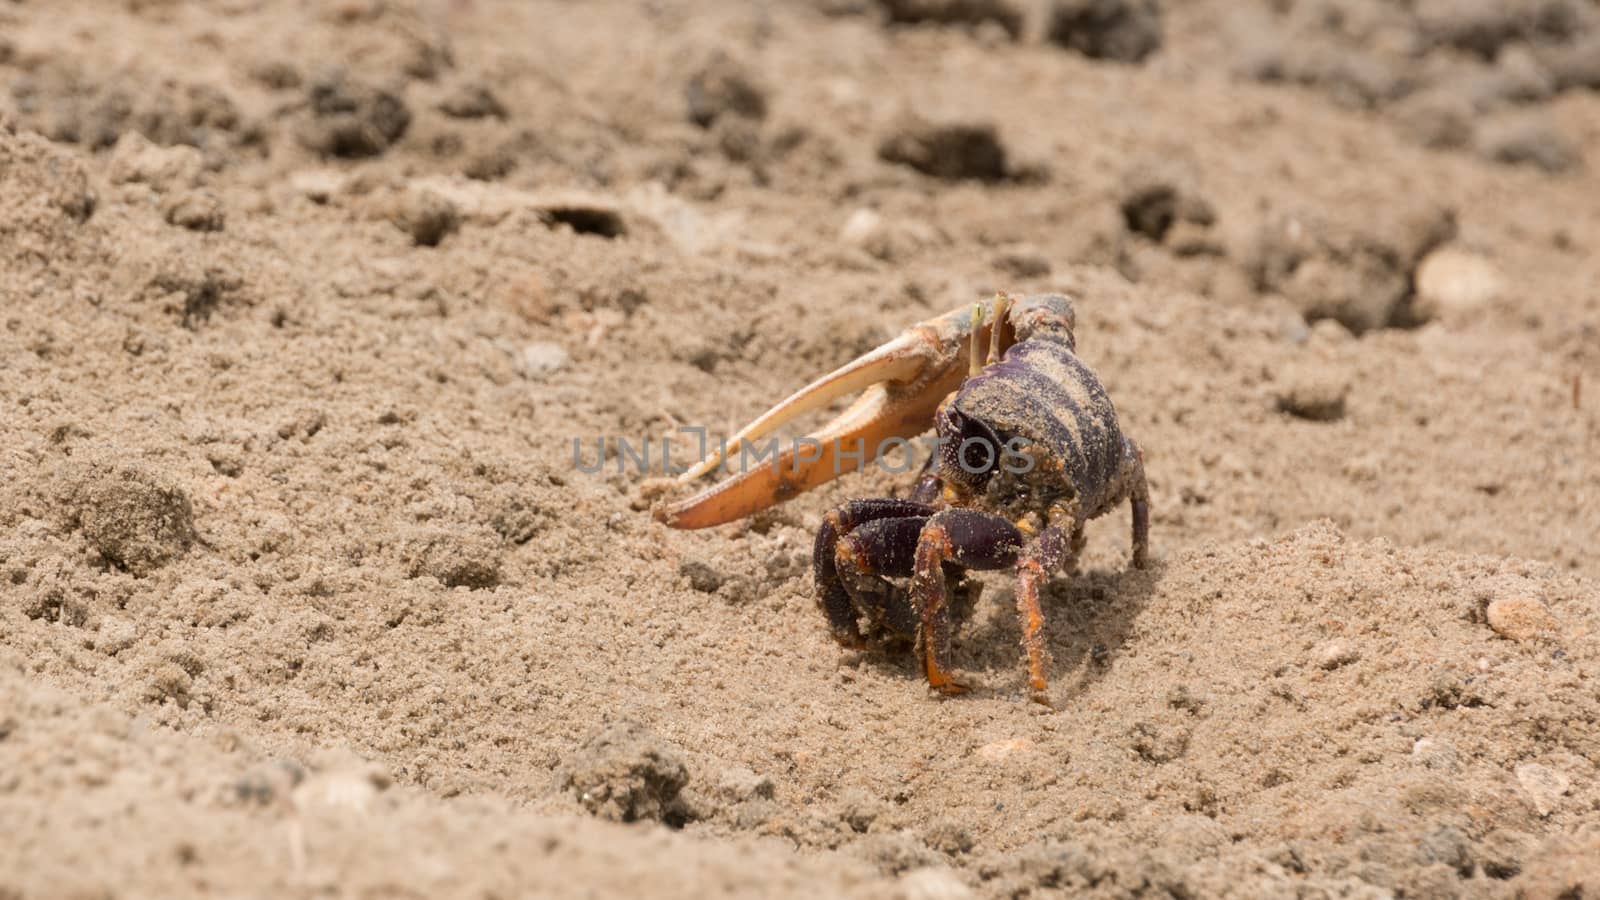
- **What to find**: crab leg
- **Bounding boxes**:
[658,300,1010,529]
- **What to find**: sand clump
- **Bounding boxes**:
[161,190,226,232]
[878,115,1011,181]
[1047,0,1163,63]
[106,131,204,193]
[9,59,246,152]
[1189,0,1600,166]
[558,722,693,826]
[1250,200,1457,333]
[1118,170,1216,245]
[54,456,197,577]
[0,121,96,250]
[438,81,508,121]
[296,71,412,158]
[685,53,769,129]
[878,0,1025,39]
[402,525,504,589]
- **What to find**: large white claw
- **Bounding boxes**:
[657,298,1014,529]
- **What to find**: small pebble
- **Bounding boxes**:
[390,187,460,247]
[839,208,938,261]
[898,867,977,900]
[1411,737,1461,772]
[96,617,139,656]
[977,738,1034,762]
[438,82,507,120]
[992,245,1051,278]
[1514,763,1569,816]
[403,526,503,589]
[290,170,345,204]
[1414,247,1502,321]
[1275,369,1349,422]
[1316,639,1360,670]
[1306,319,1354,346]
[519,342,568,379]
[1393,89,1475,150]
[1165,220,1224,256]
[557,722,690,824]
[63,459,197,576]
[714,765,775,802]
[292,763,391,816]
[841,208,886,247]
[163,191,225,232]
[1486,595,1557,642]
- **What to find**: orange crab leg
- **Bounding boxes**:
[657,298,1016,529]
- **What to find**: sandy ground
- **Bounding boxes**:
[2,0,1599,897]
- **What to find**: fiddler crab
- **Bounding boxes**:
[658,293,1149,696]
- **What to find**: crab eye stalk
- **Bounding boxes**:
[1008,293,1076,350]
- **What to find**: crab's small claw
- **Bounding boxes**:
[657,298,1017,529]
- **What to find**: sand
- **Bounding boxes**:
[1,0,1598,897]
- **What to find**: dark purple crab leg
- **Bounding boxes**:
[814,499,936,645]
[834,515,928,639]
[907,450,944,506]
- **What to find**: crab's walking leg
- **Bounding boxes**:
[1065,521,1086,576]
[912,509,1023,694]
[835,516,927,639]
[814,499,935,646]
[1016,523,1076,692]
[1125,437,1151,569]
[908,452,944,506]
